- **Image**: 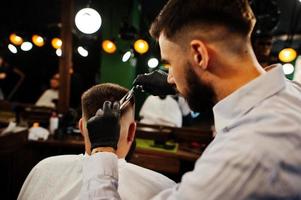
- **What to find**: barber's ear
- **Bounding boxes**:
[190,40,209,70]
[127,122,136,143]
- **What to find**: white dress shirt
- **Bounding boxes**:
[35,89,58,108]
[18,154,175,200]
[80,65,301,199]
[139,95,183,127]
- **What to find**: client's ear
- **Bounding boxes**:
[127,122,136,143]
[79,117,92,155]
[79,118,85,137]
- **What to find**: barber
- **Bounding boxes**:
[80,0,301,199]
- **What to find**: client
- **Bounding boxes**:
[18,83,175,200]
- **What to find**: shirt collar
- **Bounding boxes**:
[213,64,286,133]
[118,158,126,163]
[85,152,127,167]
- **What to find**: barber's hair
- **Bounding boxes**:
[81,83,134,120]
[150,0,256,40]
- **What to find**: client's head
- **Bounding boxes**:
[79,83,136,158]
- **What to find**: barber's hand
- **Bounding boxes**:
[87,101,120,151]
[133,70,177,96]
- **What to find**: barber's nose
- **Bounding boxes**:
[167,68,175,84]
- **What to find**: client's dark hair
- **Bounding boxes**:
[81,83,135,120]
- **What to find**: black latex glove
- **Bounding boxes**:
[87,101,120,150]
[133,70,177,96]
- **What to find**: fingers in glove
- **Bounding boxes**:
[103,101,112,113]
[95,108,104,116]
[112,101,120,111]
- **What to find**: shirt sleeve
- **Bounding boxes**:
[149,147,272,200]
[81,147,274,200]
[80,152,121,200]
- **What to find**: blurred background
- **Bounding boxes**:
[0,1,301,199]
[0,0,300,106]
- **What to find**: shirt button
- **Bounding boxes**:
[223,127,230,133]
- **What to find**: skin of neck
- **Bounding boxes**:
[79,108,136,159]
[210,42,265,102]
[187,32,266,103]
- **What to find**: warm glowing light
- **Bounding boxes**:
[9,33,23,46]
[122,51,132,62]
[102,40,117,54]
[163,64,171,69]
[134,39,149,54]
[279,48,297,63]
[8,44,18,54]
[56,48,62,57]
[75,8,102,34]
[21,42,33,51]
[32,35,45,47]
[0,73,6,80]
[77,46,89,57]
[282,63,295,75]
[148,58,159,68]
[51,38,62,49]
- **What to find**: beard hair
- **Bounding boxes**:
[184,63,216,115]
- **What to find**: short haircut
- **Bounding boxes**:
[150,0,255,40]
[81,83,135,120]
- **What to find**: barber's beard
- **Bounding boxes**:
[184,63,216,115]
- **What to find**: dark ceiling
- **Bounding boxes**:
[0,0,60,36]
[274,0,301,35]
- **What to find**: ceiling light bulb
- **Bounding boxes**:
[122,51,132,62]
[102,40,117,54]
[75,8,102,34]
[77,46,89,57]
[21,42,33,51]
[8,44,18,54]
[56,48,62,57]
[32,35,45,47]
[279,48,297,63]
[134,39,149,54]
[148,58,159,68]
[282,63,295,75]
[51,38,62,49]
[9,33,23,46]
